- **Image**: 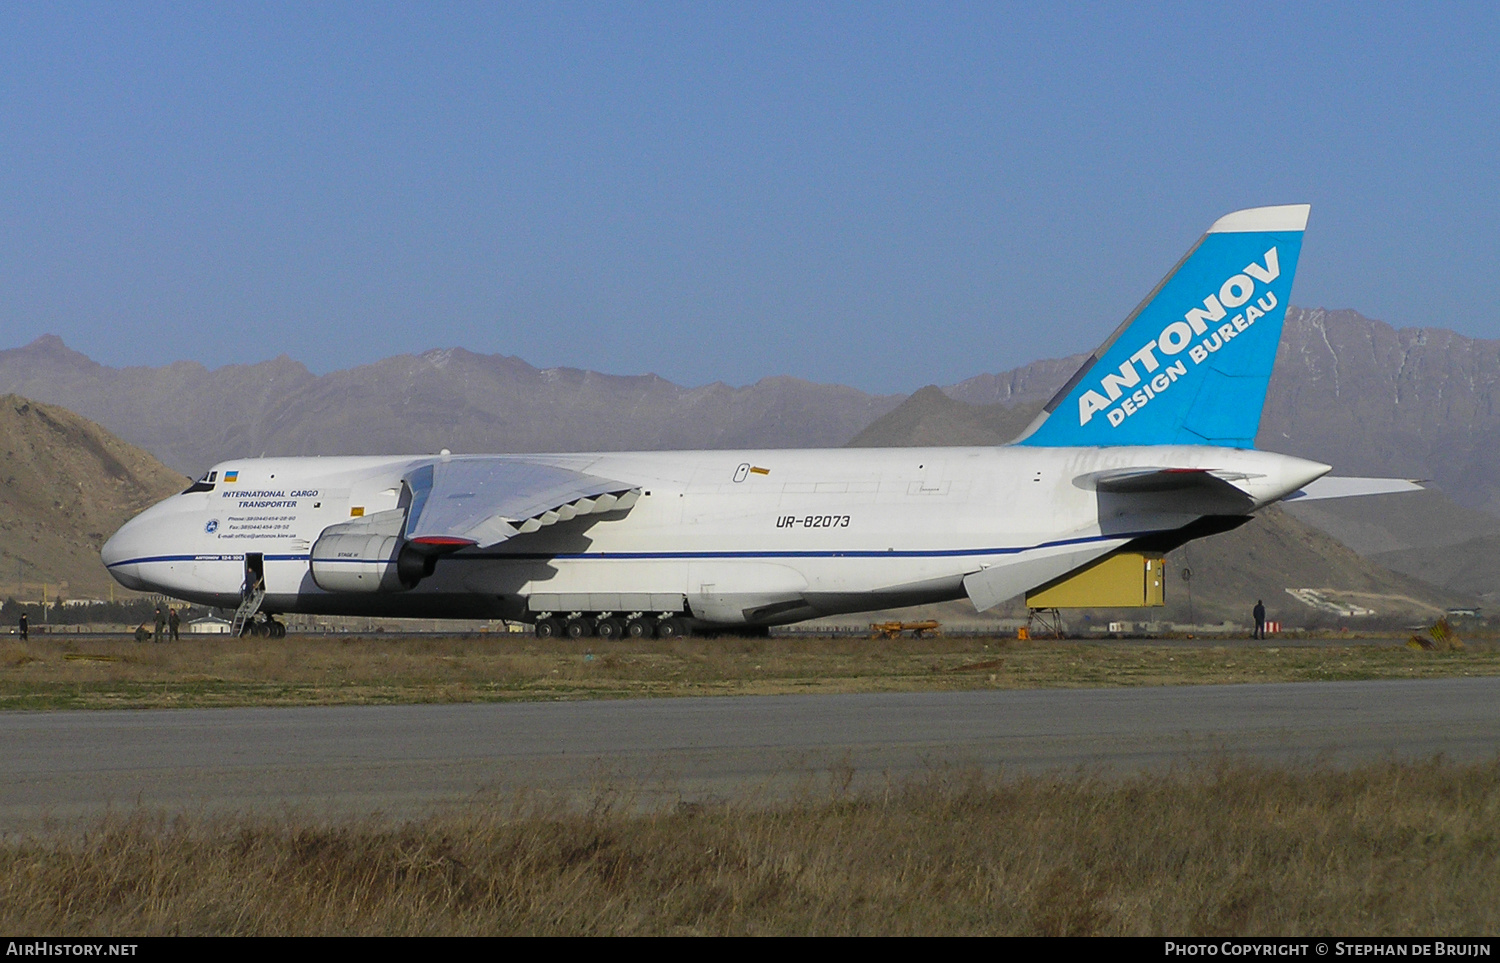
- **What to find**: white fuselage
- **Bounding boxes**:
[102,444,1328,625]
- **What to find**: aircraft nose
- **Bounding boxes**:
[101,513,151,590]
[100,525,127,568]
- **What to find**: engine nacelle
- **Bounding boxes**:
[310,509,413,593]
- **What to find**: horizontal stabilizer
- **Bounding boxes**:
[1283,476,1424,501]
[1074,467,1255,514]
[1076,467,1253,494]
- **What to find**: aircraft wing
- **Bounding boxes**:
[403,459,641,549]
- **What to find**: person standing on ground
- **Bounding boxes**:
[1253,600,1266,640]
[18,611,27,641]
[153,605,166,643]
[168,607,180,641]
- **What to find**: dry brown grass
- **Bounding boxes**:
[3,758,1498,935]
[1,633,1498,710]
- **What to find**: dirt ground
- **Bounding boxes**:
[2,631,1496,710]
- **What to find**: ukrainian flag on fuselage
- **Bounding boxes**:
[1015,204,1308,449]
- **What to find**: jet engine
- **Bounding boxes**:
[309,509,429,593]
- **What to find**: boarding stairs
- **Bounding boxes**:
[232,586,266,637]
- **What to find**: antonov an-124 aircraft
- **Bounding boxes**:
[103,204,1415,638]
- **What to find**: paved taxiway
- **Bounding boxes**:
[4,678,1499,831]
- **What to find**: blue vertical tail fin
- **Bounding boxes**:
[1015,204,1308,448]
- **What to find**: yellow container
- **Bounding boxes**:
[1026,553,1165,608]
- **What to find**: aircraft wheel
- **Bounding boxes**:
[272,621,286,639]
[595,618,624,640]
[565,617,594,639]
[535,618,563,639]
[624,618,653,639]
[655,616,686,640]
[253,621,271,638]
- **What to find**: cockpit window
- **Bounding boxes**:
[181,470,217,495]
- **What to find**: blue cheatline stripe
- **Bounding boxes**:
[106,552,311,568]
[104,528,1158,570]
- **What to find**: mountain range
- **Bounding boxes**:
[0,337,901,475]
[5,308,1499,514]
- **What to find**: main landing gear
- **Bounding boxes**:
[534,612,687,640]
[239,616,286,638]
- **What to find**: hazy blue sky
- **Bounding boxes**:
[2,2,1497,393]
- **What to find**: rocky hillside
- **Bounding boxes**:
[1259,308,1500,516]
[1141,506,1459,628]
[1283,489,1500,607]
[847,386,1043,448]
[0,396,187,601]
[943,353,1088,408]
